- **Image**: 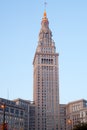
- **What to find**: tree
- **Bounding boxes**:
[73,122,87,130]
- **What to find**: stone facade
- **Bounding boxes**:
[0,98,25,130]
[66,99,87,130]
[33,11,60,130]
[0,98,35,130]
[60,104,66,130]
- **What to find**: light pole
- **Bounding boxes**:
[1,104,6,130]
[67,119,72,130]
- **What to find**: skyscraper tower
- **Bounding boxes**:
[33,10,60,130]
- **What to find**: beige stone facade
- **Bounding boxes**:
[60,104,66,130]
[14,98,35,130]
[0,98,35,130]
[33,11,60,130]
[66,99,87,130]
[0,98,25,130]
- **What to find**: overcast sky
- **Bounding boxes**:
[0,0,87,104]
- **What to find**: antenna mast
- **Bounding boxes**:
[44,0,47,11]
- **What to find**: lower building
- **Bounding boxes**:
[14,98,35,130]
[0,98,25,130]
[1,97,87,130]
[0,98,35,130]
[29,104,35,130]
[66,99,87,130]
[60,104,66,130]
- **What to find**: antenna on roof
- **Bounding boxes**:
[7,88,9,100]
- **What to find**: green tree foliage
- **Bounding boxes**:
[73,122,87,130]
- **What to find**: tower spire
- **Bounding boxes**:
[43,0,47,19]
[42,0,48,25]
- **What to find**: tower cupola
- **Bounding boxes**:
[41,10,49,29]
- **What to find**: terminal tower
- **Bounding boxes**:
[33,11,60,130]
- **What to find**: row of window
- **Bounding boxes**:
[0,107,24,116]
[41,58,53,64]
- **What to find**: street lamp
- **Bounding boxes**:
[0,104,6,130]
[67,119,72,130]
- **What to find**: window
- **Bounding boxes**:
[15,109,19,115]
[10,108,14,113]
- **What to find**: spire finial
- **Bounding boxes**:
[42,0,48,23]
[43,0,47,18]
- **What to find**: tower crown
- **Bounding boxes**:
[41,10,49,27]
[35,10,56,54]
[44,10,47,17]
